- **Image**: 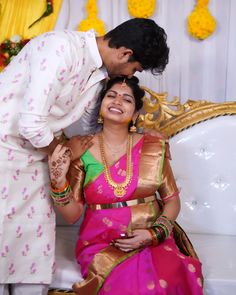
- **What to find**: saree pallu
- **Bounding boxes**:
[70,135,203,295]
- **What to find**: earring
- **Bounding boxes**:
[129,120,137,133]
[97,114,103,124]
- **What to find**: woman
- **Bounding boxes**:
[48,77,203,295]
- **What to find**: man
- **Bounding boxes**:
[0,18,169,295]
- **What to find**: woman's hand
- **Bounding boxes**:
[48,144,71,189]
[113,229,152,252]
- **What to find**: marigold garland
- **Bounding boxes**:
[128,0,156,18]
[78,0,105,36]
[0,35,30,71]
[188,0,216,40]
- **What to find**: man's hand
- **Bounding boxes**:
[64,135,94,161]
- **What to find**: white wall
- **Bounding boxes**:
[55,0,236,103]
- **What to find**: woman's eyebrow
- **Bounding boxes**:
[107,90,134,100]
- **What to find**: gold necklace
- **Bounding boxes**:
[98,133,133,198]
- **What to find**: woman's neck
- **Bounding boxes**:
[101,123,129,146]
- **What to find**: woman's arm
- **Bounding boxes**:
[160,193,181,221]
[48,144,84,224]
[158,151,180,221]
[55,198,84,225]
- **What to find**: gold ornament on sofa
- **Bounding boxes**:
[188,0,216,40]
[138,86,236,137]
[128,0,156,18]
[78,0,105,36]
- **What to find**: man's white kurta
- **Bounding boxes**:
[0,30,107,283]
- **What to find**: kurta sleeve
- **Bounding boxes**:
[158,141,179,202]
[18,33,73,148]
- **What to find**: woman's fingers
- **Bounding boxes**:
[50,144,62,157]
[50,145,70,161]
[114,237,137,249]
[113,230,152,251]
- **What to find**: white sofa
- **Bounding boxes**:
[49,92,236,295]
[170,116,236,295]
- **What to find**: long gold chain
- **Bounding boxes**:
[98,133,133,198]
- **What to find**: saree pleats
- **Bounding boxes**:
[73,246,139,295]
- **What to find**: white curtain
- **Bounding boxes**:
[55,0,236,103]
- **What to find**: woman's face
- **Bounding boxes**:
[100,83,137,125]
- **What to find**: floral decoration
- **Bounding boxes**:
[128,0,156,18]
[78,0,105,36]
[28,0,53,29]
[0,35,30,70]
[188,0,216,40]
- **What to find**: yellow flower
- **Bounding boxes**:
[78,0,106,36]
[188,1,216,40]
[128,0,156,18]
[78,18,105,36]
[196,0,210,7]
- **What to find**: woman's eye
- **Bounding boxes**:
[123,97,133,103]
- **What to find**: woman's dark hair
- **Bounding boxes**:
[99,76,144,111]
[104,18,169,75]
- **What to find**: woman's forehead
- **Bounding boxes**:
[109,83,133,95]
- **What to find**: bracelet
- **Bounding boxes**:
[49,182,72,207]
[50,185,71,198]
[153,215,174,237]
[148,228,158,246]
[53,198,71,207]
[154,226,166,243]
[50,181,69,193]
[156,223,169,239]
[50,193,71,207]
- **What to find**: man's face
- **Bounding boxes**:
[107,61,143,79]
[104,47,143,78]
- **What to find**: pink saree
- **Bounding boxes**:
[72,135,203,295]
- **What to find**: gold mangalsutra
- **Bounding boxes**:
[98,133,133,198]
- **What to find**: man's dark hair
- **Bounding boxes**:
[104,18,169,75]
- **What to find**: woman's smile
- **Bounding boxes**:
[108,106,123,114]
